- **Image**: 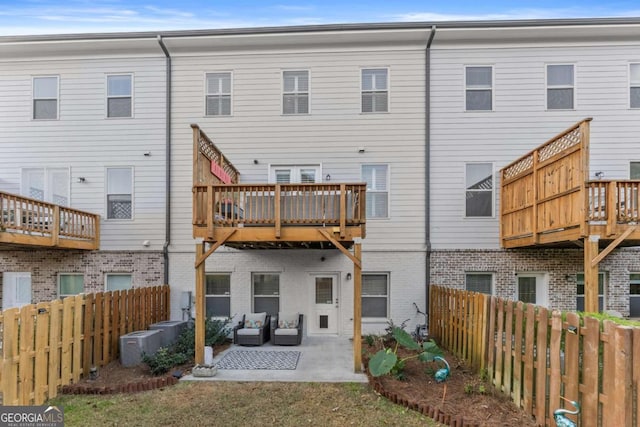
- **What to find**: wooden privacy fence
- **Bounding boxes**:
[430,285,639,427]
[0,285,170,406]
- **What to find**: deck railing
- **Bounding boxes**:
[193,183,366,230]
[587,180,640,223]
[0,191,99,249]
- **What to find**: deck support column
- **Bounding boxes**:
[584,236,600,313]
[195,242,206,364]
[353,243,362,372]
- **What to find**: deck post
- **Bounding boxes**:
[353,243,362,372]
[584,235,600,313]
[195,242,206,364]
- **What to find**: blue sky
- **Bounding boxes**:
[1,0,639,36]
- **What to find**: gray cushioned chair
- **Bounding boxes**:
[271,313,303,346]
[233,313,271,346]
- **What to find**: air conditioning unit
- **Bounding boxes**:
[119,330,162,367]
[148,320,188,347]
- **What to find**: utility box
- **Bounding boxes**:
[149,320,188,347]
[119,330,162,367]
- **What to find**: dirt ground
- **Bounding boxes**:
[75,341,536,426]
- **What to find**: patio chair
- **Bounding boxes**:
[271,312,303,346]
[233,312,270,346]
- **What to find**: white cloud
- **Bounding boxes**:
[391,7,640,22]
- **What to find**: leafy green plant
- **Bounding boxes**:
[142,347,188,375]
[368,327,443,379]
[464,383,474,394]
[364,334,376,347]
[172,317,232,357]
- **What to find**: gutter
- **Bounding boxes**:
[425,26,436,316]
[157,35,172,285]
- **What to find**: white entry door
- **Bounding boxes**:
[3,272,32,310]
[309,274,339,334]
[517,273,548,307]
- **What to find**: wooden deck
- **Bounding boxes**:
[0,191,99,250]
[500,118,640,249]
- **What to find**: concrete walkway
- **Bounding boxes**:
[183,336,368,383]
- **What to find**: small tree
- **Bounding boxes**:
[368,326,443,380]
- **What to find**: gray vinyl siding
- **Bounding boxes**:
[0,57,167,250]
[169,48,426,252]
[430,43,640,250]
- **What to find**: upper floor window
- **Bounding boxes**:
[630,64,640,109]
[631,162,640,179]
[106,167,133,220]
[465,163,493,217]
[465,273,493,294]
[21,167,69,206]
[206,273,231,318]
[33,76,59,120]
[58,273,84,299]
[270,165,319,184]
[105,273,132,292]
[546,64,574,110]
[205,72,231,116]
[362,273,389,318]
[107,74,133,118]
[362,164,389,219]
[465,66,493,111]
[361,69,388,113]
[283,70,309,114]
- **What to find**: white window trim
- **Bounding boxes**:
[20,166,71,205]
[361,272,390,319]
[268,164,322,184]
[630,161,640,179]
[576,271,607,310]
[105,166,134,221]
[360,67,390,114]
[204,71,233,117]
[105,73,134,119]
[629,63,640,109]
[281,69,310,115]
[464,162,495,219]
[464,65,494,112]
[545,63,576,111]
[32,75,60,121]
[361,163,390,220]
[104,273,133,292]
[58,273,84,299]
[205,273,232,318]
[464,272,494,295]
[251,272,280,313]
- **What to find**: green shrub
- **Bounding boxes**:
[142,347,188,375]
[172,317,233,357]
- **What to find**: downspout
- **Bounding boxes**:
[425,26,436,315]
[157,35,172,285]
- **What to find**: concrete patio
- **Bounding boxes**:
[182,336,368,383]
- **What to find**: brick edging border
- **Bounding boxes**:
[364,363,481,427]
[61,374,179,395]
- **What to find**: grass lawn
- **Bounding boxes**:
[50,381,440,426]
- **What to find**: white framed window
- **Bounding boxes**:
[205,72,232,116]
[629,273,640,317]
[465,273,493,295]
[362,273,388,318]
[465,66,493,111]
[631,64,640,109]
[576,272,605,311]
[106,74,133,118]
[206,273,231,318]
[269,165,320,184]
[105,273,132,292]
[252,273,279,316]
[362,164,389,219]
[21,167,70,206]
[33,76,59,120]
[631,162,640,179]
[361,68,388,113]
[106,167,133,220]
[546,64,575,110]
[283,70,309,114]
[58,273,84,298]
[465,163,493,217]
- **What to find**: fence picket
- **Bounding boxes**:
[2,308,19,405]
[503,301,514,398]
[612,325,633,426]
[534,306,548,425]
[47,300,62,401]
[72,295,83,384]
[563,312,580,425]
[513,301,524,408]
[582,316,600,427]
[19,305,35,405]
[34,302,50,405]
[495,298,505,391]
[487,296,496,381]
[523,303,535,415]
[548,311,562,424]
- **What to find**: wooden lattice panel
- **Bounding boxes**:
[538,126,581,163]
[503,155,533,181]
[198,136,239,184]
